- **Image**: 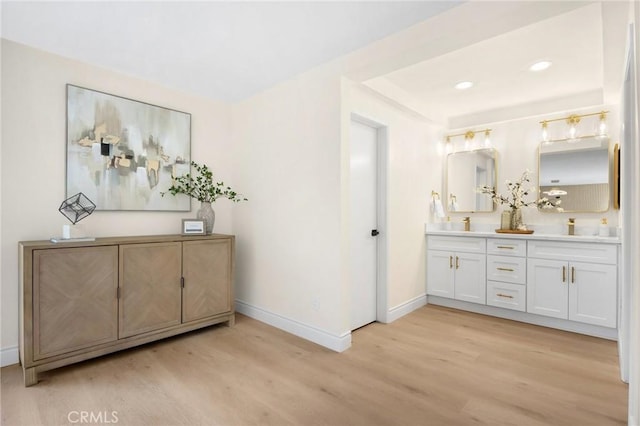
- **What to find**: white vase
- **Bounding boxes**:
[197,202,215,234]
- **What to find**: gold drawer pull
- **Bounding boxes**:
[497,246,514,249]
[496,293,514,299]
[497,267,514,272]
[571,266,575,283]
[562,266,566,283]
[455,256,460,269]
[449,255,453,269]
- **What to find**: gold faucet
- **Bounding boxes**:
[568,218,575,236]
[463,217,471,232]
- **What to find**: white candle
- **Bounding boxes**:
[62,224,71,239]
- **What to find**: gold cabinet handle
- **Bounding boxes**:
[496,293,514,299]
[497,267,514,272]
[562,266,566,283]
[449,255,453,269]
[455,256,460,269]
[497,245,514,249]
[571,266,575,283]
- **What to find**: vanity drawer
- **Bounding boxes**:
[487,255,526,284]
[427,236,486,253]
[528,240,617,264]
[487,239,527,257]
[487,281,525,312]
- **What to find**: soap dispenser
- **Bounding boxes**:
[599,218,609,237]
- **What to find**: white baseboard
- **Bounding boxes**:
[428,296,618,340]
[235,300,351,352]
[1,345,19,367]
[384,294,427,323]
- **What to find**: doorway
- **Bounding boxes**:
[349,114,387,331]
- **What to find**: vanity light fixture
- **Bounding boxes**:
[455,81,473,90]
[445,128,492,151]
[445,136,453,154]
[541,121,550,142]
[539,110,608,142]
[567,114,580,139]
[529,60,552,72]
[599,111,608,135]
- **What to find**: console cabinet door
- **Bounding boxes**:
[453,252,486,304]
[33,246,118,360]
[182,239,232,323]
[569,261,617,328]
[527,258,568,320]
[119,242,182,338]
[427,250,454,298]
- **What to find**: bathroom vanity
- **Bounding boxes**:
[425,229,620,339]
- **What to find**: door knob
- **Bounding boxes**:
[371,229,379,237]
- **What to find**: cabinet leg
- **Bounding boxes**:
[24,367,38,387]
[227,314,235,327]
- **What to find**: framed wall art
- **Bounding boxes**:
[66,84,191,211]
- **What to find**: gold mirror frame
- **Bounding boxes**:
[445,148,497,213]
[538,136,615,213]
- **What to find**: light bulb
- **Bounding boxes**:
[484,130,491,147]
[445,137,452,154]
[541,121,549,142]
[599,112,607,136]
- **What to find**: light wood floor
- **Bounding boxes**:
[1,305,628,426]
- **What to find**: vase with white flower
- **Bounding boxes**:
[478,170,563,231]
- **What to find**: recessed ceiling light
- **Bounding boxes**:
[455,81,473,90]
[529,60,552,72]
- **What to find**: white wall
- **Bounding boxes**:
[0,40,234,365]
[230,62,351,350]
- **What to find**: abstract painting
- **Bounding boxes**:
[66,84,191,211]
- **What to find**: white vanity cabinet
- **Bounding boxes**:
[427,236,486,304]
[486,239,527,312]
[527,241,617,328]
[425,229,620,339]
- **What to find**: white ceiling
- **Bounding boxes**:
[363,3,611,126]
[0,1,462,102]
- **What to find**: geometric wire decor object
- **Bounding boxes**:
[58,192,96,224]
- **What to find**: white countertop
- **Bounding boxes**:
[425,223,621,244]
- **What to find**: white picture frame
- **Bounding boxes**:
[182,219,205,235]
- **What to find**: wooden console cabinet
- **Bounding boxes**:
[19,234,235,386]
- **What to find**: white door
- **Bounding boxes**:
[569,261,617,328]
[527,258,568,320]
[453,252,486,304]
[350,119,378,330]
[426,250,455,298]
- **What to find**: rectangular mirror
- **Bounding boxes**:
[538,136,610,212]
[446,148,497,213]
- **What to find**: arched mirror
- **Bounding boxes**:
[446,148,497,213]
[538,136,610,212]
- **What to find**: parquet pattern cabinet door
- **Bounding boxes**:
[33,246,118,360]
[119,242,182,338]
[182,239,232,323]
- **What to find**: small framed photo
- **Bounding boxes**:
[182,219,205,235]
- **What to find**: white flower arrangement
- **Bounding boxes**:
[478,170,564,212]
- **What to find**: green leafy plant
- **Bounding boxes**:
[161,161,247,203]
